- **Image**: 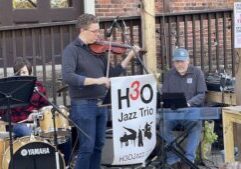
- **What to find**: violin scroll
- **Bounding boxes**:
[89,41,131,55]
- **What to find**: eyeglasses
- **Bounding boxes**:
[87,29,100,34]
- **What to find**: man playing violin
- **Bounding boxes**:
[62,13,140,169]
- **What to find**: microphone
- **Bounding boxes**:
[105,16,119,37]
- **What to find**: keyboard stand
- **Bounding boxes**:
[162,123,200,169]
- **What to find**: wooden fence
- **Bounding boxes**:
[0,9,234,106]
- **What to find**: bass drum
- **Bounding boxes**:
[2,136,65,169]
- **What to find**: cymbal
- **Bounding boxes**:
[0,121,8,125]
[0,121,16,125]
[0,131,10,139]
[57,85,68,93]
[0,131,16,138]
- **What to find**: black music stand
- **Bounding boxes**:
[0,76,36,169]
[162,92,188,110]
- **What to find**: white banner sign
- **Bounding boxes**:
[234,2,241,48]
[111,74,157,165]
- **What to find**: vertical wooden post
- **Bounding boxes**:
[235,49,241,104]
[234,49,241,160]
[141,0,157,74]
[235,0,241,105]
[233,1,241,160]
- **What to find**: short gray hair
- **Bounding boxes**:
[76,14,99,30]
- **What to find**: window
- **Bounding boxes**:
[13,0,37,9]
[50,0,72,8]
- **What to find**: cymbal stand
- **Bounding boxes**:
[51,107,60,169]
[6,96,15,169]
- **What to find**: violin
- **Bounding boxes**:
[89,41,132,55]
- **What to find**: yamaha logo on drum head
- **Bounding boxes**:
[20,147,50,156]
[21,149,28,156]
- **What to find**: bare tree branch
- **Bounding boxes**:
[27,0,37,8]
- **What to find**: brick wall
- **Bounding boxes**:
[169,0,233,12]
[96,0,234,17]
[95,0,141,17]
[95,0,234,76]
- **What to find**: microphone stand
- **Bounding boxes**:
[105,16,120,38]
[6,96,15,169]
[34,87,91,168]
[105,17,122,77]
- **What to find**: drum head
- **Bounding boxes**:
[3,138,65,169]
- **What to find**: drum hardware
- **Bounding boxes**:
[48,135,71,145]
[17,112,41,136]
[38,114,43,120]
[38,105,71,142]
[26,123,37,130]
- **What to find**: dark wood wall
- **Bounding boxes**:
[0,0,83,26]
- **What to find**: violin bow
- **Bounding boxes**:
[106,35,113,78]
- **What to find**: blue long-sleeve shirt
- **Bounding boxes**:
[62,38,124,99]
[162,65,207,107]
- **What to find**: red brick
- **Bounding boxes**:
[95,0,234,17]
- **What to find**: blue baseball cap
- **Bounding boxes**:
[172,48,189,61]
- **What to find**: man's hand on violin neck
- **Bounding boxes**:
[128,45,141,57]
[121,45,141,68]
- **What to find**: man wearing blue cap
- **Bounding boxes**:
[161,48,207,169]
